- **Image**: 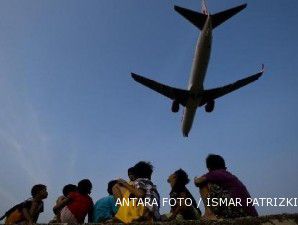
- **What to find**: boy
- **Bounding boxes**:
[92,180,119,222]
[117,161,160,221]
[54,179,94,225]
[50,184,77,223]
[1,184,48,225]
[194,154,258,219]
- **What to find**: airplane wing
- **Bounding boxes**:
[131,73,190,107]
[200,65,265,105]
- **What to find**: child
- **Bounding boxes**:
[1,184,48,225]
[117,161,160,222]
[54,179,94,225]
[113,166,145,223]
[194,154,258,219]
[50,184,77,223]
[167,169,201,220]
[92,180,119,223]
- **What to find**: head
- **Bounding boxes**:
[107,180,118,195]
[206,154,226,171]
[62,184,77,197]
[78,179,92,195]
[167,169,189,188]
[31,184,48,200]
[128,167,136,181]
[133,161,153,180]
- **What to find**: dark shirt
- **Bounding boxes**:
[204,169,258,217]
[170,186,201,220]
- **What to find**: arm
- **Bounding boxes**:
[88,202,94,223]
[117,180,145,198]
[53,198,71,215]
[194,176,207,188]
[29,201,43,223]
[22,208,33,225]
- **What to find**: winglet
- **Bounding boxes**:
[261,64,265,74]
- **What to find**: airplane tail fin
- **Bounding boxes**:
[174,2,247,30]
[201,0,209,15]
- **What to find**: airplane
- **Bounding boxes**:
[131,0,265,137]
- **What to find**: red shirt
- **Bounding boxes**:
[67,192,93,223]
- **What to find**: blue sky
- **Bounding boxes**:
[0,0,297,222]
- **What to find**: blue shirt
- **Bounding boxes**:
[92,195,118,222]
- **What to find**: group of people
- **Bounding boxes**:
[0,154,258,224]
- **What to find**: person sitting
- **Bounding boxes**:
[113,166,145,223]
[50,184,77,223]
[194,154,258,219]
[92,180,119,223]
[115,162,160,222]
[1,184,48,225]
[54,179,94,225]
[166,169,201,220]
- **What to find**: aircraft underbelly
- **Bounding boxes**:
[182,104,197,137]
[183,21,212,136]
[188,28,212,93]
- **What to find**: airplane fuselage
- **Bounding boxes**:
[182,16,213,137]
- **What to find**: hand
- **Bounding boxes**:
[53,206,59,215]
[117,179,128,186]
[194,176,200,184]
[194,176,206,187]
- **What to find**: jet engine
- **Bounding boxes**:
[205,100,215,113]
[171,100,180,113]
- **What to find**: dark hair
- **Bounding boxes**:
[78,179,92,195]
[174,169,190,186]
[206,154,226,170]
[107,180,118,195]
[128,167,135,175]
[133,161,153,179]
[31,184,46,197]
[128,166,137,181]
[62,184,77,197]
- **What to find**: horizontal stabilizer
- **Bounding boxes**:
[211,3,247,29]
[174,3,247,30]
[174,5,207,30]
[200,64,265,105]
[131,73,190,106]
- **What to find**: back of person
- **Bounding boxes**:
[93,180,119,223]
[66,192,93,223]
[114,178,145,223]
[195,154,258,219]
[204,169,258,216]
[133,177,160,220]
[168,169,201,221]
[170,187,200,220]
[50,184,77,223]
[114,163,159,223]
[93,195,118,222]
[3,202,26,225]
